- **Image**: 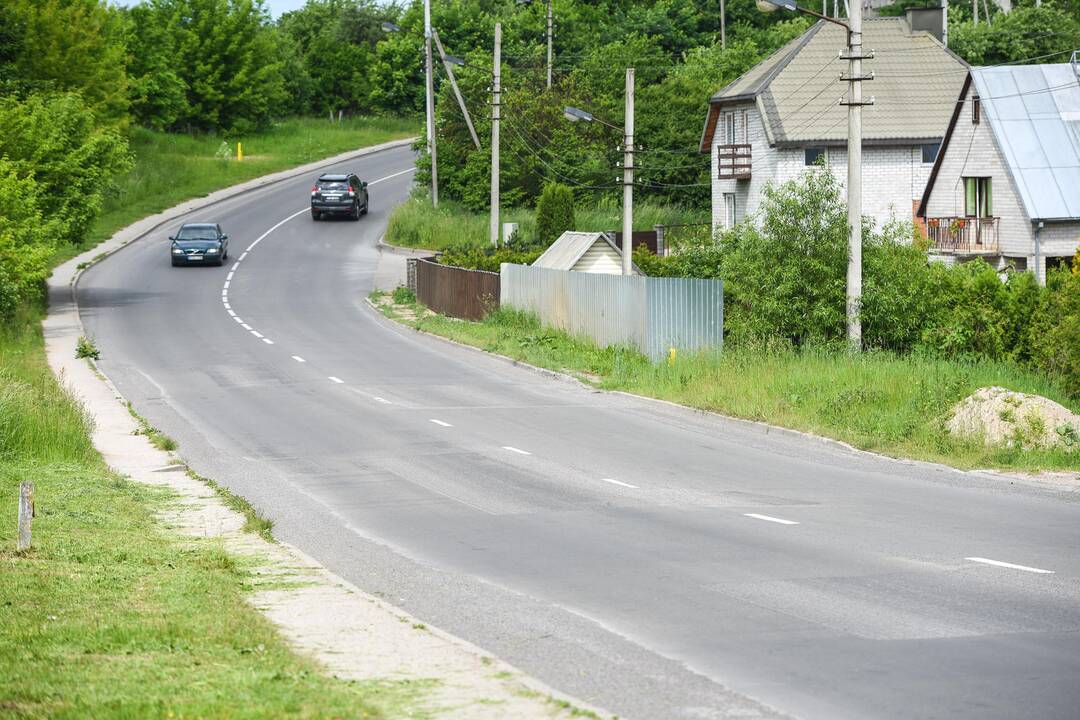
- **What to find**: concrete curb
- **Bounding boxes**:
[363,297,1070,490]
[376,236,439,257]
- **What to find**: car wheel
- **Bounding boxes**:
[171,259,180,267]
[361,201,369,216]
[311,210,320,221]
[350,202,360,221]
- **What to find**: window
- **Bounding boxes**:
[725,113,736,145]
[921,142,940,163]
[724,193,736,228]
[972,95,981,125]
[963,177,992,217]
[805,147,826,166]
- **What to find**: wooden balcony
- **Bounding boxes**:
[717,143,752,180]
[925,216,1000,254]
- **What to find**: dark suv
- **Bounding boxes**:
[170,223,229,266]
[311,173,368,221]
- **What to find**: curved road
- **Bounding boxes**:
[78,144,1080,720]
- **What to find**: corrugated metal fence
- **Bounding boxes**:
[500,264,723,360]
[415,258,500,321]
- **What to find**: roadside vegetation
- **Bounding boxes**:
[373,298,1080,473]
[0,309,432,717]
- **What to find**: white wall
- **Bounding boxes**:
[710,102,777,232]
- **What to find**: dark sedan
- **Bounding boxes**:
[170,223,229,266]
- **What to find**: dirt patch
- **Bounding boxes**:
[947,386,1080,451]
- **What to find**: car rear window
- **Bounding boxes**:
[317,180,349,190]
[177,227,217,240]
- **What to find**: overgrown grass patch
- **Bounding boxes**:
[375,295,1080,473]
[53,116,417,266]
[385,197,706,251]
[0,306,431,717]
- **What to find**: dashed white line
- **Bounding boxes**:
[291,355,306,363]
[223,280,230,289]
[965,557,1055,574]
[223,302,231,309]
[373,397,392,405]
[239,252,249,261]
[743,513,800,526]
[226,272,235,281]
[227,309,236,317]
[328,376,344,384]
[240,323,252,330]
[250,330,264,338]
[262,338,274,345]
[601,478,638,489]
[429,419,452,427]
[502,446,532,456]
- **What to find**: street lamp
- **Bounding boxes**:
[756,0,870,351]
[562,70,636,278]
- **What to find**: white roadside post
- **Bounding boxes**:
[755,0,871,351]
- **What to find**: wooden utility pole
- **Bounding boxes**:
[17,482,34,552]
[432,31,480,149]
[490,23,502,246]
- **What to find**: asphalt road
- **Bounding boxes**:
[78,144,1080,720]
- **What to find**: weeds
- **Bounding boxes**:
[75,335,100,360]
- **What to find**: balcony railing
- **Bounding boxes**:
[925,216,1000,254]
[717,143,752,180]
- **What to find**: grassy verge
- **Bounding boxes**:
[53,116,417,266]
[0,308,435,716]
[385,197,706,251]
[372,293,1080,473]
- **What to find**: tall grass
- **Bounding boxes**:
[386,304,1080,472]
[57,116,418,265]
[385,196,708,250]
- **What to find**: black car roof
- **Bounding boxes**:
[318,174,349,181]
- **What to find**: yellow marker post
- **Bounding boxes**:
[237,142,243,162]
[667,348,677,366]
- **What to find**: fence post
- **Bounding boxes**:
[654,224,666,257]
[406,258,418,292]
[17,482,34,552]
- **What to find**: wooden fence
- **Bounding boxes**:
[414,258,500,321]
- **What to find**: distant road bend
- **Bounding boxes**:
[78,144,1080,720]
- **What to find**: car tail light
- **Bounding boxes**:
[311,185,318,194]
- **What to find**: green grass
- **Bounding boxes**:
[53,116,418,266]
[0,307,437,717]
[375,296,1080,473]
[385,197,707,251]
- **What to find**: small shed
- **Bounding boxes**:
[532,231,641,275]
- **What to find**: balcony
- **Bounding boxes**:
[925,216,1000,254]
[717,143,752,180]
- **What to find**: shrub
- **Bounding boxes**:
[1028,266,1080,398]
[535,183,575,247]
[438,243,542,273]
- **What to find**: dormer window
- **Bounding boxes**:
[972,95,981,125]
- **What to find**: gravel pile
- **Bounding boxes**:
[947,386,1080,451]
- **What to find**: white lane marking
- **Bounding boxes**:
[328,376,344,384]
[226,309,236,317]
[233,316,244,324]
[743,513,800,526]
[429,419,452,427]
[373,397,392,404]
[226,272,234,281]
[965,557,1055,574]
[251,330,264,338]
[291,355,306,363]
[245,207,310,253]
[241,323,253,330]
[503,446,532,456]
[368,167,416,185]
[262,338,274,345]
[239,252,249,261]
[602,478,638,489]
[223,302,231,309]
[223,281,231,290]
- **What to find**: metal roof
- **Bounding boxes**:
[703,18,967,148]
[972,63,1080,221]
[533,232,617,270]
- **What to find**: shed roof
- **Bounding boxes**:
[532,231,639,272]
[701,17,968,150]
[971,64,1080,221]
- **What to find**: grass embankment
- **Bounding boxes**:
[0,326,429,714]
[375,294,1080,473]
[385,197,707,251]
[54,116,417,266]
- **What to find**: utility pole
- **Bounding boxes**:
[941,0,948,46]
[843,0,867,350]
[546,0,554,89]
[490,23,502,246]
[622,68,634,277]
[721,0,726,48]
[424,0,438,205]
[432,31,480,149]
[973,0,978,25]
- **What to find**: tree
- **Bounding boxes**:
[949,4,1080,66]
[535,183,576,246]
[123,4,188,130]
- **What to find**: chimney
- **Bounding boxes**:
[906,6,945,43]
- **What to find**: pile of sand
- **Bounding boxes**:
[947,386,1080,451]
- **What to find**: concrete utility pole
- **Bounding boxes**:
[622,68,635,277]
[432,31,480,149]
[491,23,502,246]
[845,0,864,350]
[424,0,438,205]
[942,0,948,46]
[973,0,978,25]
[721,0,727,48]
[546,0,554,89]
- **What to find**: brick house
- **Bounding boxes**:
[917,64,1080,283]
[700,16,966,234]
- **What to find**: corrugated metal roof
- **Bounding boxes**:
[972,64,1080,221]
[532,231,641,274]
[707,18,967,146]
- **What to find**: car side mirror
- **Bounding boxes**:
[221,234,228,240]
[168,236,176,241]
[362,181,368,188]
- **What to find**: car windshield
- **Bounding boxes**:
[318,180,349,191]
[176,227,218,240]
